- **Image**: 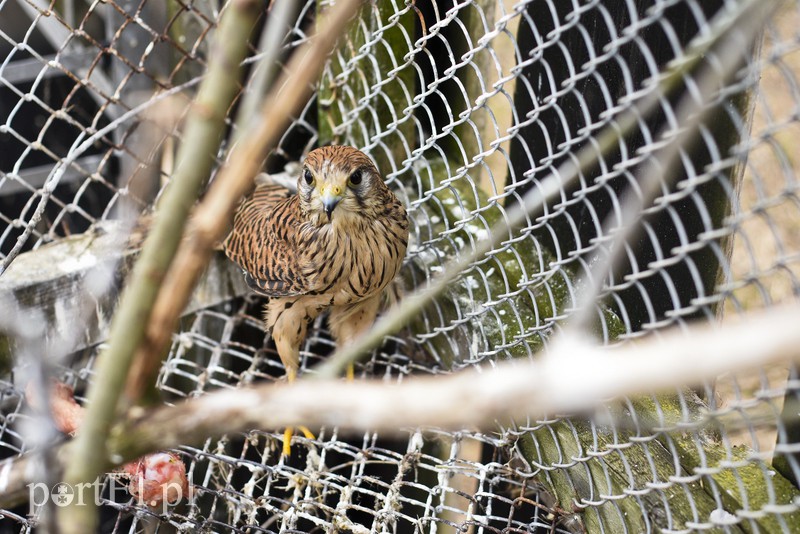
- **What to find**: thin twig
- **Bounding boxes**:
[313,0,778,379]
[123,0,310,402]
[128,0,364,400]
[58,2,260,532]
[0,445,73,511]
[568,0,776,331]
[232,0,300,146]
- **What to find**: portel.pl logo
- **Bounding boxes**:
[28,480,94,511]
[28,477,190,515]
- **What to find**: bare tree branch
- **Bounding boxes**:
[129,0,365,398]
[2,302,799,511]
[58,2,260,531]
[113,303,800,464]
[567,0,775,332]
[314,0,780,379]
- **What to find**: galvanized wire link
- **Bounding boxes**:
[2,0,800,532]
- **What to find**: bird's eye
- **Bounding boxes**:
[303,169,314,185]
[348,171,362,186]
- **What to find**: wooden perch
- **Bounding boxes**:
[0,221,248,361]
[2,302,800,525]
[59,1,261,531]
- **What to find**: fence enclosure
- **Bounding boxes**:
[1,0,800,532]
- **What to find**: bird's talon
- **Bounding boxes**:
[282,427,294,457]
[282,426,316,456]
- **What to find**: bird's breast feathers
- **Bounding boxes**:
[298,213,407,304]
[224,146,409,303]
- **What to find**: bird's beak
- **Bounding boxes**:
[321,185,343,219]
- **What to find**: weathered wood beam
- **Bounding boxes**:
[0,220,248,363]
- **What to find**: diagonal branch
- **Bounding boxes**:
[2,302,799,510]
[567,0,774,332]
[58,2,261,532]
[115,303,800,463]
[125,0,365,401]
[314,0,779,379]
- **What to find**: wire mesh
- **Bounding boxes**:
[1,0,800,532]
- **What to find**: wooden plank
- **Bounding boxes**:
[0,220,249,359]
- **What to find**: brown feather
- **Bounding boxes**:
[223,184,309,296]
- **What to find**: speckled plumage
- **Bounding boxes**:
[224,146,409,380]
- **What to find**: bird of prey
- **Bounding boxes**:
[224,146,409,453]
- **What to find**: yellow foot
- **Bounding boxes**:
[282,425,316,456]
[346,362,354,382]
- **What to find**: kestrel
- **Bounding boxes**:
[224,146,409,450]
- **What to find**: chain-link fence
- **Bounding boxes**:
[1,0,800,532]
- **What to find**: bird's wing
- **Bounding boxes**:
[223,184,310,297]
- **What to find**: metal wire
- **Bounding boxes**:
[2,0,800,532]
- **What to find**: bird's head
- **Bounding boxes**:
[297,146,386,225]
